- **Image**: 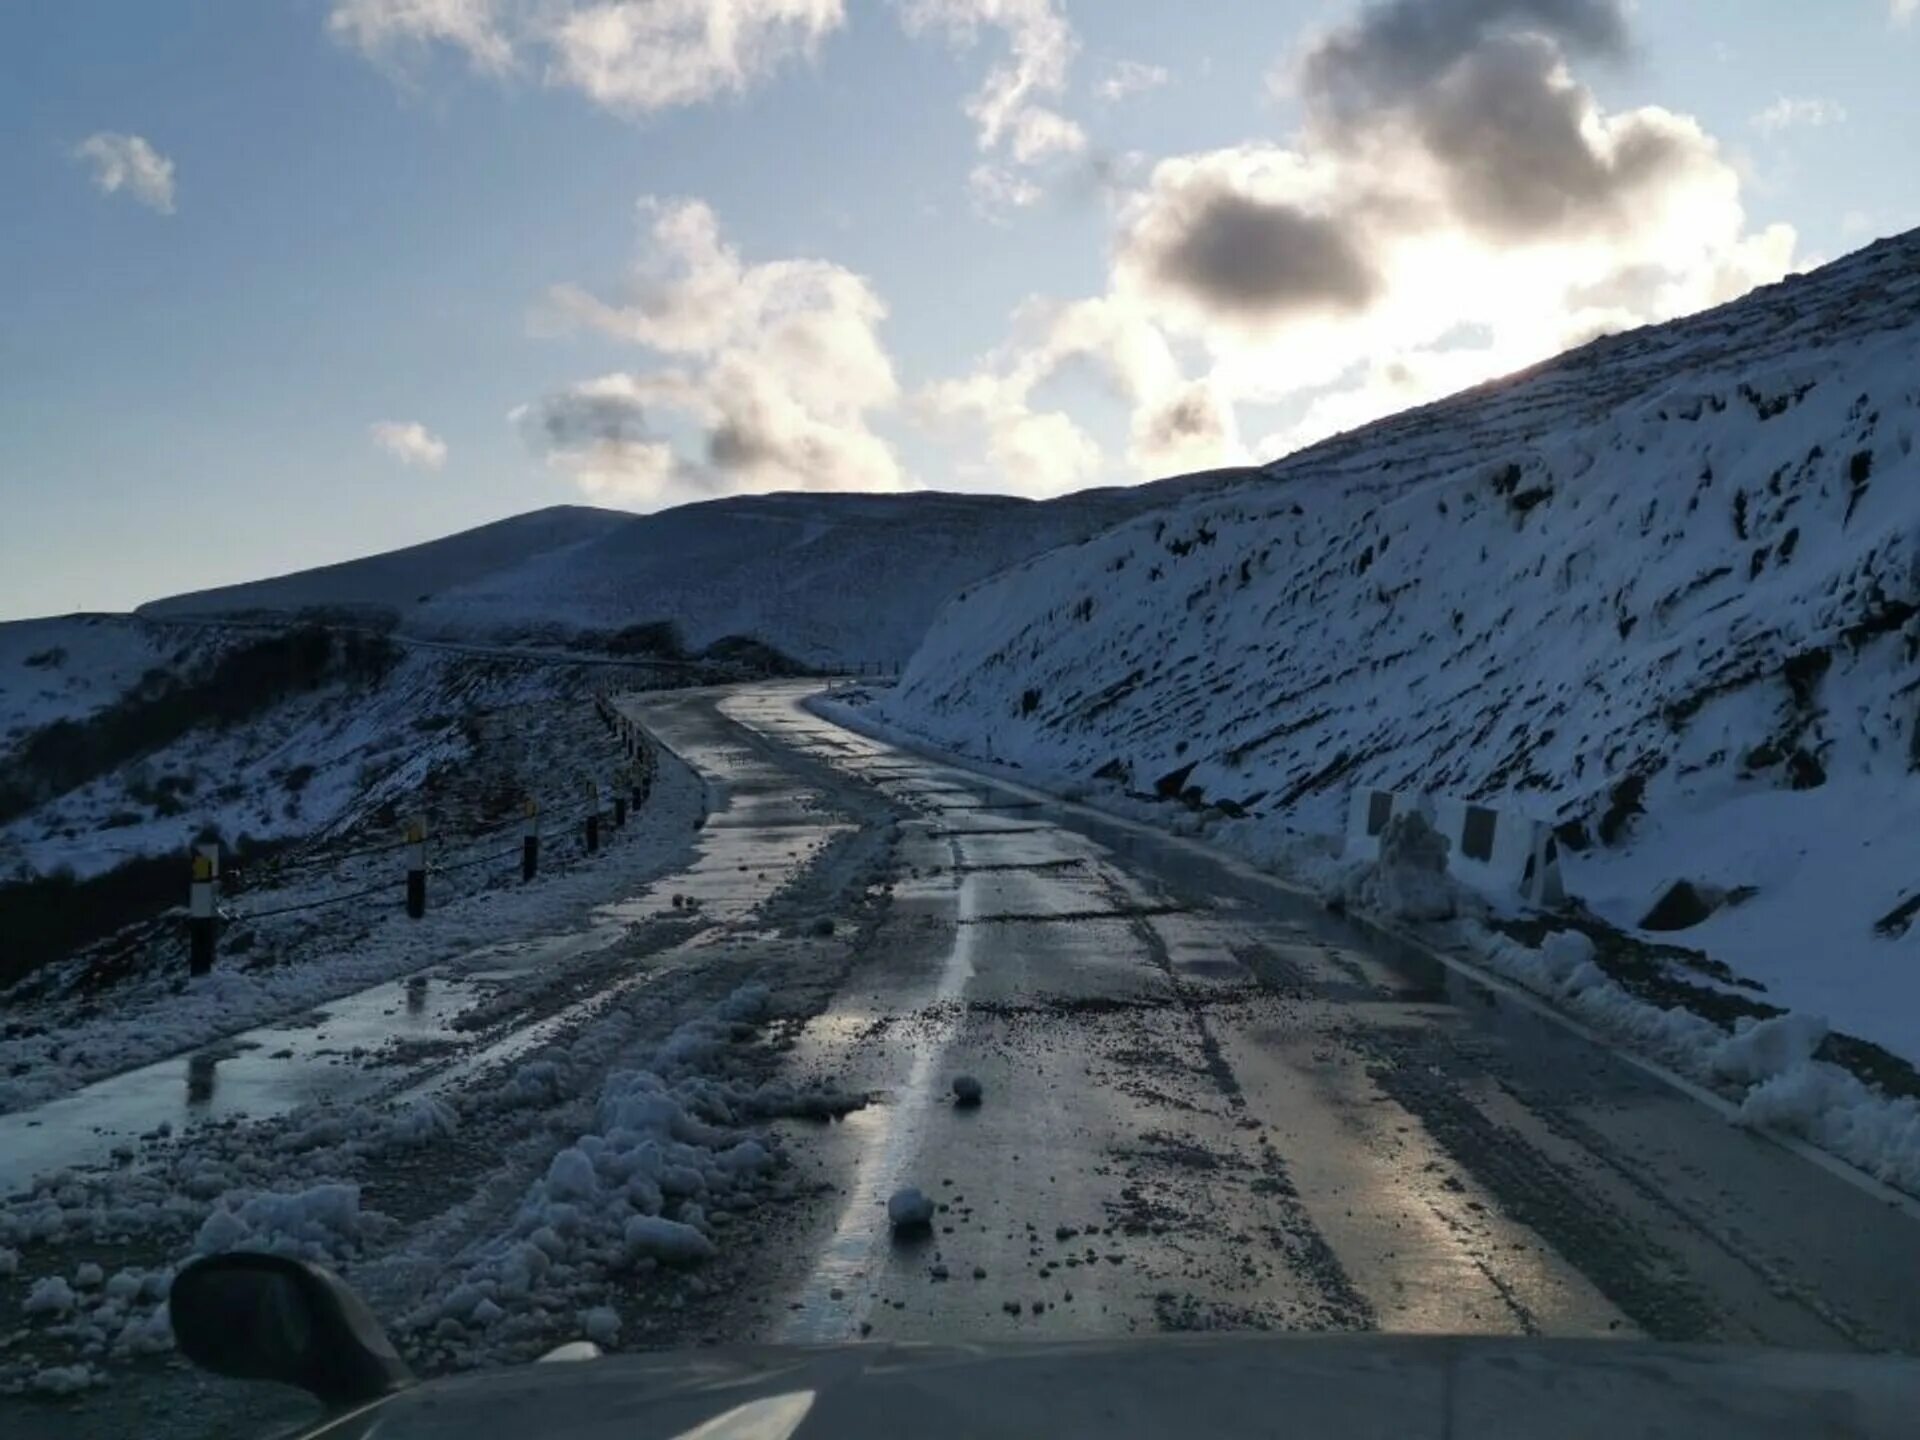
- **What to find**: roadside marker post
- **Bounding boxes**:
[521,798,539,882]
[613,782,627,829]
[585,781,601,855]
[188,844,219,975]
[405,818,427,919]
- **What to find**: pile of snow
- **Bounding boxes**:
[1341,812,1459,922]
[879,230,1920,1064]
[1709,1011,1830,1085]
[5,1261,175,1393]
[1473,928,1727,1065]
[21,1363,101,1396]
[401,980,849,1362]
[24,1275,78,1316]
[193,1182,378,1263]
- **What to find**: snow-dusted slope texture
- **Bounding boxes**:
[0,615,228,743]
[139,506,629,621]
[880,231,1920,1059]
[405,480,1249,665]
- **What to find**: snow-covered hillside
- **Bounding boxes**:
[408,487,1228,665]
[141,479,1254,668]
[879,231,1920,1060]
[0,615,228,743]
[139,506,628,622]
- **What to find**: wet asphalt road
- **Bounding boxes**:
[627,682,1920,1353]
[15,675,1920,1440]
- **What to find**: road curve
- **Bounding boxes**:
[623,681,1920,1352]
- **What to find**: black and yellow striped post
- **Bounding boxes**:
[188,844,218,975]
[521,797,539,882]
[405,817,427,919]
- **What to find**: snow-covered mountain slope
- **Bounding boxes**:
[138,479,1254,668]
[878,231,1920,1060]
[139,506,629,621]
[0,615,227,742]
[403,481,1249,665]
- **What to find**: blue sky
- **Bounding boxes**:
[3,0,1918,619]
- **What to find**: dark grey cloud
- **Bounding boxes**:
[1407,35,1686,236]
[706,418,771,471]
[1147,186,1380,319]
[1299,0,1682,240]
[519,387,654,452]
[1303,0,1629,121]
[1139,388,1226,451]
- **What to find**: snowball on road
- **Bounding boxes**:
[888,1188,935,1232]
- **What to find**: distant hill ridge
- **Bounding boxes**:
[139,474,1259,665]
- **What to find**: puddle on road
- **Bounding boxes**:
[0,976,477,1191]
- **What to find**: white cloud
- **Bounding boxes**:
[926,0,1798,484]
[916,292,1213,490]
[328,0,843,116]
[72,133,176,213]
[1750,96,1846,136]
[327,0,514,72]
[1894,0,1917,26]
[371,420,449,469]
[968,163,1043,218]
[1096,59,1169,101]
[541,0,843,116]
[522,198,903,505]
[898,0,1086,164]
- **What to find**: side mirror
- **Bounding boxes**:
[170,1253,415,1410]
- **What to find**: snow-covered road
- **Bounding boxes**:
[12,680,1920,1436]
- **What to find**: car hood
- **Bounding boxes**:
[309,1334,1918,1439]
